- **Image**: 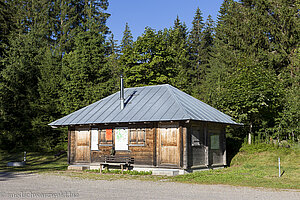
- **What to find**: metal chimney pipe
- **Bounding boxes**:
[120,74,124,110]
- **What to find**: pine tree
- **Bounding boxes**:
[105,33,121,92]
[0,0,52,149]
[0,0,14,64]
[201,15,214,69]
[121,22,134,52]
[168,16,190,92]
[189,7,204,77]
[119,23,134,85]
[82,0,110,34]
[60,30,110,114]
[189,9,215,99]
[32,48,65,150]
[0,34,41,149]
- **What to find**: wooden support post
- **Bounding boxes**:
[100,164,102,174]
[183,127,188,169]
[121,164,124,174]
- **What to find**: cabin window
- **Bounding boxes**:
[129,128,146,146]
[191,127,204,147]
[210,134,220,150]
[99,129,113,146]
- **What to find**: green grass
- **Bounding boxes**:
[0,150,68,172]
[85,169,152,175]
[1,144,299,190]
[171,143,300,189]
[48,170,164,182]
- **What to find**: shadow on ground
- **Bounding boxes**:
[0,171,36,181]
[0,151,68,181]
[226,137,243,166]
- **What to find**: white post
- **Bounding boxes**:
[24,151,27,162]
[278,157,281,177]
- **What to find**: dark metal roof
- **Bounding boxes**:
[49,84,240,126]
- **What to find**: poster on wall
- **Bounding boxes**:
[115,127,128,150]
[106,129,112,141]
[91,128,98,150]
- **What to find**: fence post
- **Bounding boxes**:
[278,157,281,177]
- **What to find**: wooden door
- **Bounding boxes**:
[75,129,90,163]
[191,126,206,166]
[158,124,180,166]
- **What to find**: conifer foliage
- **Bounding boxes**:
[0,0,298,150]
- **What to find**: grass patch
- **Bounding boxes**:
[0,150,68,172]
[171,144,300,189]
[1,144,299,189]
[48,170,164,182]
[85,169,152,175]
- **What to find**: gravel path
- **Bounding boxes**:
[0,172,299,200]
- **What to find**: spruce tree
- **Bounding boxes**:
[60,30,110,114]
[189,8,215,99]
[119,23,134,85]
[121,23,134,52]
[0,0,14,64]
[189,7,204,80]
[0,0,52,149]
[0,34,41,149]
[32,48,65,150]
[169,16,190,92]
[105,33,121,92]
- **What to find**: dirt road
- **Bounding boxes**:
[0,172,299,200]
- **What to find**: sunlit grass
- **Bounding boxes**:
[1,144,299,189]
[171,144,300,189]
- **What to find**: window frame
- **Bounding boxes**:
[99,128,113,146]
[129,128,146,147]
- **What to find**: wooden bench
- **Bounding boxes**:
[99,155,134,174]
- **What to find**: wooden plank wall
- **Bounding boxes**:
[68,121,227,169]
[128,126,154,165]
[68,127,76,164]
[89,123,155,166]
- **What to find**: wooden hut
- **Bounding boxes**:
[49,83,240,174]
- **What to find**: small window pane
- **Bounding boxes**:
[210,135,220,150]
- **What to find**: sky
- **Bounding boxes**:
[106,0,223,43]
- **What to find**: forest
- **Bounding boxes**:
[0,0,299,152]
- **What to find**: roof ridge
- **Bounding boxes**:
[166,85,190,119]
[124,84,170,90]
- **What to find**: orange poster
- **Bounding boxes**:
[106,129,112,141]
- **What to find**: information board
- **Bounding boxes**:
[91,128,98,150]
[115,127,128,150]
